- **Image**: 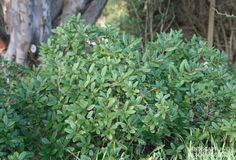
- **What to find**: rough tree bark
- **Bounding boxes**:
[0,0,107,64]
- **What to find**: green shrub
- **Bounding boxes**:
[141,31,236,158]
[0,16,235,159]
[0,61,34,159]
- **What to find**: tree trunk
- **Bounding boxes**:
[0,0,107,64]
[82,0,108,25]
[207,0,215,47]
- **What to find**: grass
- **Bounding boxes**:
[186,144,235,160]
[136,142,235,160]
[73,142,235,160]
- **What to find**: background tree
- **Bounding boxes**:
[0,0,107,64]
[102,0,236,67]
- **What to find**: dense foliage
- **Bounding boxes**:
[0,16,236,159]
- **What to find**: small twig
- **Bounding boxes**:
[144,0,148,45]
[149,10,153,41]
[214,28,222,50]
[129,0,141,20]
[158,0,171,32]
[219,18,229,54]
[228,19,234,62]
[213,7,236,18]
[163,14,175,32]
